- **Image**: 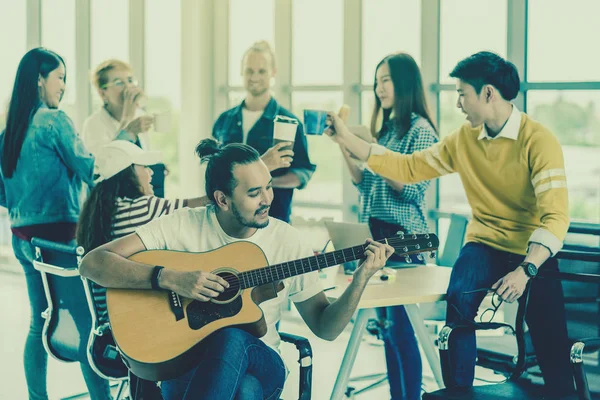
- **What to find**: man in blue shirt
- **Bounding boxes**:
[212,41,316,222]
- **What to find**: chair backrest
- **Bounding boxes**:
[31,237,128,380]
[32,238,89,363]
[438,214,469,268]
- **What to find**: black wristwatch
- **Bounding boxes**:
[519,262,538,279]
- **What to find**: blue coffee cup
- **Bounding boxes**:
[303,109,329,135]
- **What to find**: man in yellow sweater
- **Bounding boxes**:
[325,51,574,396]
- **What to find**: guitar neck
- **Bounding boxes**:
[237,240,376,289]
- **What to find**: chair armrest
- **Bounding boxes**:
[280,332,313,360]
[31,237,84,255]
[571,338,600,363]
[32,260,80,277]
[280,332,312,400]
[570,337,600,400]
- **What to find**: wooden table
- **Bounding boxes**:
[326,265,452,400]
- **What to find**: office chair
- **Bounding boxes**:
[474,245,600,394]
[423,269,600,400]
[31,237,129,400]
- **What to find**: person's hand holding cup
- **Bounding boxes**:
[263,115,297,171]
[324,112,352,144]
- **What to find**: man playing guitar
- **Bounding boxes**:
[80,138,395,400]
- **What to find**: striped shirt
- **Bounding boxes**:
[92,196,188,325]
[357,113,438,234]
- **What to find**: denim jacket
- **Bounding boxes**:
[212,97,316,222]
[0,106,95,227]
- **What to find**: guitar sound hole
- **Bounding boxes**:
[214,271,239,302]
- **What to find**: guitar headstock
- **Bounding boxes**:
[383,233,439,262]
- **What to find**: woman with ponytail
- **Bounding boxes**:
[0,48,108,399]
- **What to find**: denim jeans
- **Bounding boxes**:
[370,218,424,399]
[161,328,286,400]
[376,306,422,400]
[12,235,112,400]
[445,242,575,397]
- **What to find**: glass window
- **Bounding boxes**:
[292,0,343,85]
[91,0,129,72]
[145,0,182,197]
[440,0,507,83]
[528,91,600,222]
[438,91,470,213]
[528,0,600,82]
[361,0,421,84]
[0,0,26,130]
[42,0,77,121]
[229,0,274,87]
[361,90,375,127]
[90,0,129,110]
[291,91,344,205]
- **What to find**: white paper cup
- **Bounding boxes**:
[273,120,297,151]
[152,111,172,133]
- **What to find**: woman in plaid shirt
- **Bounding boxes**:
[339,53,438,400]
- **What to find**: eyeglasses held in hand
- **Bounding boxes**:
[461,288,504,323]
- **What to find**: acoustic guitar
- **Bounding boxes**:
[107,233,439,380]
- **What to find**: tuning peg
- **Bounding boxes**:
[396,231,405,239]
[416,254,424,261]
[429,251,436,258]
[424,234,430,239]
[405,256,412,263]
[412,234,417,239]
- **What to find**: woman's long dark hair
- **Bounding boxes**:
[370,52,437,139]
[1,48,66,178]
[76,166,144,252]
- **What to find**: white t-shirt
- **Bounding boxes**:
[81,107,150,155]
[241,108,263,144]
[92,196,188,325]
[135,205,323,354]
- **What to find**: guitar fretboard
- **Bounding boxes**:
[237,234,436,289]
[238,243,367,289]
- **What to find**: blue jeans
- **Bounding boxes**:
[376,306,422,400]
[445,242,575,396]
[161,328,286,400]
[375,254,424,400]
[12,235,112,400]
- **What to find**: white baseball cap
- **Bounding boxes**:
[94,140,162,183]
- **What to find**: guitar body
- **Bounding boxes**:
[106,241,280,381]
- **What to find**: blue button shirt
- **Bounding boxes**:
[212,97,316,222]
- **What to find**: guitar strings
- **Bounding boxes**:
[210,236,437,290]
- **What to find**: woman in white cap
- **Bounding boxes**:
[77,140,208,319]
[76,140,208,398]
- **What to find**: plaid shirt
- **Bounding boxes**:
[357,113,438,234]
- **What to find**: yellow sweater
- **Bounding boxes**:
[367,113,569,256]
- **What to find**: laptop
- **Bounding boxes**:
[324,220,418,269]
[324,221,371,274]
[324,221,372,251]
